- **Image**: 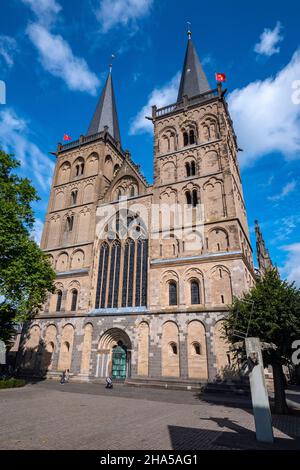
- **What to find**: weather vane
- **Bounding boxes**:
[187,21,192,39]
[109,54,115,73]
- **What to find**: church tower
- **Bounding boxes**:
[19,33,256,384]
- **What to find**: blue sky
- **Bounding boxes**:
[0,0,300,285]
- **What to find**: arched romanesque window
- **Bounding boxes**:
[189,129,195,145]
[192,189,198,207]
[186,191,192,206]
[191,161,196,176]
[169,281,177,306]
[70,289,78,311]
[66,215,74,232]
[191,280,200,305]
[193,342,201,355]
[56,290,62,312]
[183,131,189,147]
[185,162,191,177]
[71,189,78,205]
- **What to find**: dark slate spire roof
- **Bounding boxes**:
[177,32,211,101]
[87,70,121,144]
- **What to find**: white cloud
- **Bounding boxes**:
[280,243,300,286]
[268,180,297,201]
[31,218,44,245]
[0,108,54,192]
[254,21,283,57]
[228,49,300,167]
[27,23,100,95]
[96,0,153,33]
[130,72,180,135]
[22,0,61,26]
[0,35,18,67]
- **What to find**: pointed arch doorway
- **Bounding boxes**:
[96,328,132,380]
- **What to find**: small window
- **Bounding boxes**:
[130,186,135,197]
[71,190,78,205]
[186,191,192,206]
[170,342,178,355]
[192,189,198,207]
[185,162,191,177]
[191,161,196,176]
[75,165,80,176]
[169,281,177,306]
[56,290,62,312]
[191,280,200,305]
[193,342,201,355]
[221,294,225,304]
[71,289,78,311]
[80,163,84,175]
[183,131,189,147]
[189,129,195,145]
[114,164,120,175]
[67,215,74,231]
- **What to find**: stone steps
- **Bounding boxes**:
[125,377,206,391]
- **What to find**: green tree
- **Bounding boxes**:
[224,268,300,414]
[0,150,55,344]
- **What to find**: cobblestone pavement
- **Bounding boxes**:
[1,381,300,450]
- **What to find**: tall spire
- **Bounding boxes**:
[255,220,273,275]
[87,68,121,144]
[177,30,211,102]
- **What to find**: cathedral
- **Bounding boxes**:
[18,32,256,385]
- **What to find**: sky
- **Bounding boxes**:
[0,0,300,286]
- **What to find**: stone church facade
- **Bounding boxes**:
[18,33,255,384]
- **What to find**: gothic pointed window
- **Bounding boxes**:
[95,242,109,309]
[185,162,191,177]
[169,281,177,306]
[191,280,200,305]
[71,289,78,311]
[56,290,62,312]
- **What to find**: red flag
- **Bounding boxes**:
[63,133,71,141]
[215,72,226,82]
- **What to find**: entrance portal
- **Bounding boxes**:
[112,342,127,380]
[97,328,132,379]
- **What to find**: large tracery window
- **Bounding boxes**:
[95,242,109,309]
[95,214,148,309]
[107,240,121,308]
[122,238,135,307]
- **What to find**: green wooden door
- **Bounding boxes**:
[112,345,127,380]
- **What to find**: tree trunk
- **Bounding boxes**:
[272,362,289,414]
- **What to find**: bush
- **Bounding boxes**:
[0,378,26,389]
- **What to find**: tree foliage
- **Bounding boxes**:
[224,268,300,413]
[0,150,55,343]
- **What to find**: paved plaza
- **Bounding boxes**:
[1,381,300,450]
